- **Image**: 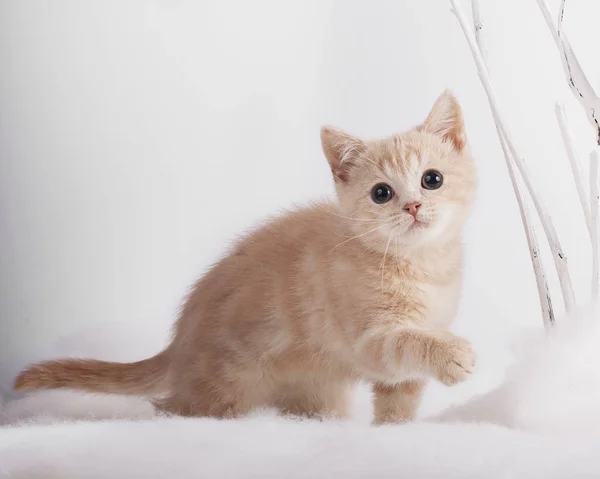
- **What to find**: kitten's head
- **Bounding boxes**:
[321,90,477,254]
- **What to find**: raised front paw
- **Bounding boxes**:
[432,333,476,386]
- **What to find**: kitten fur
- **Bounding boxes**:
[15,90,478,424]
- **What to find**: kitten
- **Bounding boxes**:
[15,90,477,424]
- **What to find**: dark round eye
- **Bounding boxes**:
[421,169,443,190]
[371,183,394,204]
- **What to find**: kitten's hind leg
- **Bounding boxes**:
[273,381,352,421]
[372,378,427,425]
[152,394,196,417]
[152,378,262,419]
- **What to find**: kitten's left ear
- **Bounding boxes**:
[420,90,466,151]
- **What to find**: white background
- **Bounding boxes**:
[1,0,599,414]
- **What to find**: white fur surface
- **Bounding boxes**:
[4,417,600,479]
[2,307,600,478]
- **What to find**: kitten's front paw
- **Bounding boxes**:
[432,334,476,386]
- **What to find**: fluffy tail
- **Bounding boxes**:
[13,350,170,396]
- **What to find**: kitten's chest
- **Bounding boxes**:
[412,278,461,327]
[383,264,462,328]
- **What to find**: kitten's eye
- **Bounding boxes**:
[371,183,394,204]
[421,169,443,190]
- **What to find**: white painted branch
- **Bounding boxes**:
[500,134,555,328]
[555,102,592,238]
[536,0,600,144]
[470,0,554,328]
[557,0,566,36]
[536,0,560,45]
[471,0,487,65]
[590,149,599,300]
[451,0,576,313]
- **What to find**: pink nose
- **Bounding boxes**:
[403,202,421,217]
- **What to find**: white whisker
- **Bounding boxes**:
[329,211,381,222]
[364,208,387,217]
[329,224,387,252]
[379,233,394,292]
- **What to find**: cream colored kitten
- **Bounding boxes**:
[15,90,477,424]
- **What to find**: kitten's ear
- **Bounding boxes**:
[320,126,367,183]
[421,90,466,151]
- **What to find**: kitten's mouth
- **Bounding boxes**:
[409,219,427,230]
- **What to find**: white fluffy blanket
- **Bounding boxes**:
[2,308,600,478]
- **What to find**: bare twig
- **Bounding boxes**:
[471,0,487,65]
[499,135,555,327]
[590,150,599,300]
[451,0,576,313]
[470,0,554,328]
[557,0,566,36]
[536,0,600,144]
[555,102,592,238]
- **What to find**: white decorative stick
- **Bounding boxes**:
[500,134,555,327]
[557,0,566,34]
[471,0,487,65]
[555,102,592,238]
[590,150,599,300]
[451,0,576,313]
[471,0,554,328]
[536,0,600,144]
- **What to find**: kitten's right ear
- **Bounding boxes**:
[320,126,367,183]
